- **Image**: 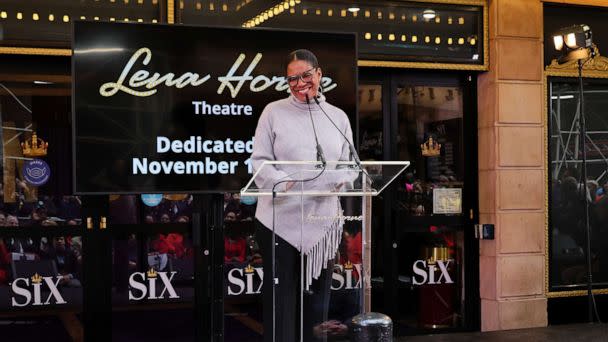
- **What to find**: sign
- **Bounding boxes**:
[73,22,357,194]
[433,188,462,214]
[22,159,51,186]
[141,194,163,207]
[128,269,179,301]
[225,262,362,296]
[226,264,264,296]
[412,260,454,285]
[11,274,67,307]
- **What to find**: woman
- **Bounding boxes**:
[251,49,354,341]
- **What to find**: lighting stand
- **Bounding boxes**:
[577,57,595,323]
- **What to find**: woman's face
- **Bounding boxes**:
[287,59,322,102]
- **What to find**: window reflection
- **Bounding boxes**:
[359,84,383,161]
[549,80,608,289]
[223,192,263,341]
[144,194,193,224]
[396,86,464,216]
[108,194,194,225]
[0,234,83,309]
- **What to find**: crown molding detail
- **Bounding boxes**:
[546,46,608,78]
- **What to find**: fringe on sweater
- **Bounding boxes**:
[304,218,343,290]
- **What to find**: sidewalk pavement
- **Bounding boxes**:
[398,323,608,342]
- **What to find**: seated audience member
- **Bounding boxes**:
[128,234,138,269]
[246,234,263,265]
[150,233,187,259]
[0,239,10,285]
[3,212,38,256]
[224,211,237,222]
[42,237,81,287]
[66,219,79,226]
[144,214,155,224]
[23,205,48,226]
[223,193,232,210]
[6,215,18,227]
[70,236,83,266]
[239,196,256,221]
[174,195,193,218]
[159,213,171,224]
[40,195,58,217]
[58,196,81,221]
[4,237,37,254]
[224,193,241,217]
[109,195,139,224]
[41,219,58,227]
[37,220,60,253]
[341,229,362,265]
[176,215,190,223]
[224,228,246,264]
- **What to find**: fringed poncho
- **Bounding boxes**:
[251,94,354,289]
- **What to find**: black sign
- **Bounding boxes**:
[72,22,357,194]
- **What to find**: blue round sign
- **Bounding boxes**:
[141,194,163,207]
[22,159,51,186]
[240,196,257,205]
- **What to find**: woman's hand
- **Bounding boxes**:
[285,181,296,191]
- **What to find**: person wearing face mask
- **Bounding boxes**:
[251,49,354,342]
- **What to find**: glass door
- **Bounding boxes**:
[390,72,479,335]
[0,202,85,342]
[106,194,197,341]
[359,69,479,336]
[80,193,220,342]
[0,78,85,341]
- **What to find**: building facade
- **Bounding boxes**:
[0,0,606,340]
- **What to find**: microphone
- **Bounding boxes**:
[306,94,326,167]
[312,96,362,169]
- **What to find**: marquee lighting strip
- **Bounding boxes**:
[235,0,254,11]
[0,0,161,24]
[0,9,157,23]
[242,3,468,25]
[242,0,300,28]
[362,32,477,46]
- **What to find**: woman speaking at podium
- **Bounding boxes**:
[251,49,354,341]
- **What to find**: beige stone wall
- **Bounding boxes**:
[477,0,547,331]
[479,0,608,331]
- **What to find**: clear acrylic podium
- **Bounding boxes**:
[242,160,409,342]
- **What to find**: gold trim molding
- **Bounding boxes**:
[0,47,71,56]
[167,0,175,24]
[407,0,485,5]
[547,288,608,298]
[358,60,486,71]
[546,47,608,78]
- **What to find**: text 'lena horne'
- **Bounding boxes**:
[98,47,337,98]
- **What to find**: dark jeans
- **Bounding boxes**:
[256,220,333,342]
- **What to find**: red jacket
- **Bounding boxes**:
[0,241,10,284]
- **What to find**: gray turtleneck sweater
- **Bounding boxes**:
[251,94,354,286]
